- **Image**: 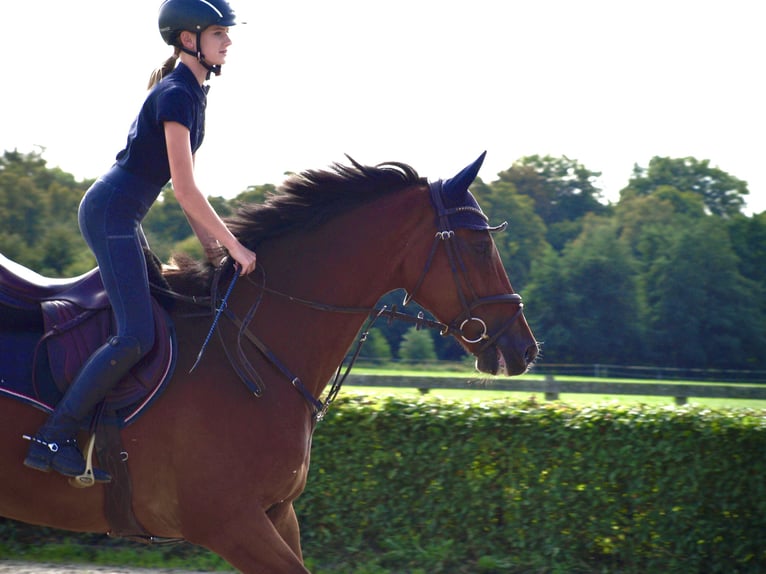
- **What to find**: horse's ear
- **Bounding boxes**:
[442,151,487,199]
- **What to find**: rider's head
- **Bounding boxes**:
[158,0,237,77]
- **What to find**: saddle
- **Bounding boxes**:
[0,253,177,426]
[0,254,181,540]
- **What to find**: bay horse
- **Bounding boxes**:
[0,153,537,573]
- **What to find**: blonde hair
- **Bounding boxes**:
[147,47,181,89]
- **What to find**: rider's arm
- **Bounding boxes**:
[164,121,256,273]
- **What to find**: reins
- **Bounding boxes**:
[189,265,241,373]
[152,265,455,421]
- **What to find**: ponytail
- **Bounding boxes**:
[147,47,181,89]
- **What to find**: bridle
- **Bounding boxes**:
[404,180,525,354]
[165,180,526,421]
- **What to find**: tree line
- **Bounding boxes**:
[1,149,764,371]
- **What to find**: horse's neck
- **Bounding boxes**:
[272,186,426,300]
[257,188,427,388]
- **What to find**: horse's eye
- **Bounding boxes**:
[470,238,493,259]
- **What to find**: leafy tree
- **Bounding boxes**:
[431,328,467,363]
[646,218,765,368]
[622,156,748,217]
[172,234,206,261]
[358,329,393,363]
[0,156,47,244]
[526,217,642,364]
[523,245,569,363]
[471,177,549,291]
[399,327,437,363]
[495,155,608,250]
[37,225,86,277]
[0,233,32,265]
[232,183,279,208]
[208,195,232,217]
[373,290,414,358]
[141,187,194,260]
[615,190,704,275]
[0,149,89,274]
[727,212,766,288]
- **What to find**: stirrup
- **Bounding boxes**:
[22,433,112,486]
[70,433,110,488]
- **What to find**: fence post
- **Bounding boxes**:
[544,374,559,401]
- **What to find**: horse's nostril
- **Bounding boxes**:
[524,343,539,365]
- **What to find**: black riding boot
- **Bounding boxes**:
[24,336,143,482]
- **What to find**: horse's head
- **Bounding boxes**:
[404,152,538,376]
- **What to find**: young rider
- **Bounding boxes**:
[23,0,257,482]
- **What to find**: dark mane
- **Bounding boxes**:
[227,158,424,249]
[167,158,424,289]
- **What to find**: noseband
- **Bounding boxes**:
[402,181,524,354]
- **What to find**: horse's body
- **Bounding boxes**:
[0,155,537,573]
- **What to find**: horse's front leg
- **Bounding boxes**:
[186,508,310,574]
[269,501,303,561]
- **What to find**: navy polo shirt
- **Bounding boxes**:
[115,62,208,188]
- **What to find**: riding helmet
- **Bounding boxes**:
[158,0,237,46]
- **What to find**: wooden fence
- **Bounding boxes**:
[344,373,766,405]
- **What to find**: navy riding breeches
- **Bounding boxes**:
[78,165,163,357]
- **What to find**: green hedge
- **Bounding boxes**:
[296,396,766,573]
[2,397,765,573]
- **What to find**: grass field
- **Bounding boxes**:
[346,367,766,409]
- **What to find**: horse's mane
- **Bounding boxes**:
[229,157,423,248]
[168,158,424,289]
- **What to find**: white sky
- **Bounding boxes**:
[3,0,764,214]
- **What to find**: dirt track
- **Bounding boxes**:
[0,563,214,574]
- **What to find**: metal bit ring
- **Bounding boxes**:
[459,317,489,344]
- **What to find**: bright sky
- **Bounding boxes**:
[4,0,764,214]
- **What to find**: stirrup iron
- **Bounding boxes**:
[70,433,97,488]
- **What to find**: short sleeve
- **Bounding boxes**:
[156,86,195,130]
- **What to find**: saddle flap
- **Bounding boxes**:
[41,297,174,412]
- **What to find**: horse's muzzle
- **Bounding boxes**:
[476,334,538,376]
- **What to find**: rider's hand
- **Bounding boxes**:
[229,242,257,275]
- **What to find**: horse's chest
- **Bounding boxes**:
[261,452,310,508]
[260,426,312,502]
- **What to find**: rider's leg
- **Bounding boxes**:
[24,177,156,481]
[24,336,143,479]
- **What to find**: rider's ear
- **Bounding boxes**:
[179,30,196,51]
